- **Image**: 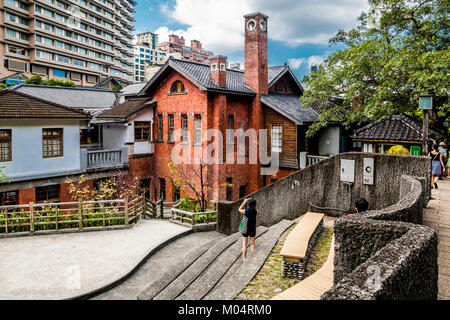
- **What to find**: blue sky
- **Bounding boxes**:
[134,0,368,81]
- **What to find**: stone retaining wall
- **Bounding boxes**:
[217,153,431,235]
[217,153,437,300]
[322,175,438,300]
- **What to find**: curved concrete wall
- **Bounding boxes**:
[323,175,438,300]
[217,152,431,235]
[217,152,437,299]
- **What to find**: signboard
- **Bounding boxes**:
[419,95,433,110]
[410,145,422,156]
[363,158,374,185]
[340,159,355,183]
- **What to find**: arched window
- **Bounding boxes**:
[170,80,185,93]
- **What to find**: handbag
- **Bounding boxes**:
[238,214,248,234]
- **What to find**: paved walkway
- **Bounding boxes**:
[92,230,227,300]
[423,178,450,300]
[0,220,189,300]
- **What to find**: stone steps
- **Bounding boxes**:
[204,219,294,300]
[175,227,269,300]
[138,228,264,300]
[137,219,293,300]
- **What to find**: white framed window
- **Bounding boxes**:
[271,125,282,153]
[220,63,226,71]
[211,63,217,71]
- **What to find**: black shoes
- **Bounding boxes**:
[434,182,438,189]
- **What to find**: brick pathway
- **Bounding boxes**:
[423,178,450,300]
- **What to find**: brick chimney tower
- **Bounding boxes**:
[243,12,268,193]
[244,12,268,95]
[209,55,227,87]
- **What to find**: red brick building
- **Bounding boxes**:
[157,35,214,64]
[136,12,324,202]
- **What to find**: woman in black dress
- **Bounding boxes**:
[429,144,445,189]
[238,198,257,261]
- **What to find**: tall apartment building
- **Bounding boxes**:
[0,0,135,86]
[157,34,213,64]
[133,31,167,82]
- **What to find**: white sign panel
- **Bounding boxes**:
[363,158,374,185]
[340,159,355,183]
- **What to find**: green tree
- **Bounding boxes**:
[0,84,7,91]
[25,74,44,85]
[301,0,449,137]
[112,84,123,91]
[0,166,8,183]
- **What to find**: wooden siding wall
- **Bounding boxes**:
[264,106,298,169]
[268,73,301,95]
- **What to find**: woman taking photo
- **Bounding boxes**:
[238,198,257,261]
[430,144,445,189]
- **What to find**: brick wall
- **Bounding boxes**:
[18,187,35,204]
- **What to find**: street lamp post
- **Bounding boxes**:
[419,94,433,155]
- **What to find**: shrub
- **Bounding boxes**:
[387,145,410,155]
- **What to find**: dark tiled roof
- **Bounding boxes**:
[261,93,319,124]
[94,76,121,88]
[0,90,90,119]
[268,66,287,85]
[352,114,423,142]
[142,58,305,97]
[169,59,256,95]
[309,98,342,115]
[120,82,147,96]
[96,96,156,120]
[9,84,118,116]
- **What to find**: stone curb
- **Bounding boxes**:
[205,219,294,300]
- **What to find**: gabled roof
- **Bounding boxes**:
[96,96,156,121]
[261,93,318,125]
[94,76,121,89]
[120,82,147,96]
[352,114,423,142]
[140,58,256,96]
[0,72,28,82]
[268,65,304,93]
[8,84,119,116]
[0,90,90,119]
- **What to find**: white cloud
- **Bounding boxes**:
[289,55,325,70]
[155,0,368,54]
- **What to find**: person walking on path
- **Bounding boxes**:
[430,144,446,189]
[438,142,448,179]
[238,198,258,261]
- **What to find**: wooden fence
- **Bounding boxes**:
[0,193,157,237]
[170,208,218,226]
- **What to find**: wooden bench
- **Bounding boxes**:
[272,236,335,300]
[280,212,324,279]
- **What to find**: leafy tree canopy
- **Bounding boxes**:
[301,0,449,137]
